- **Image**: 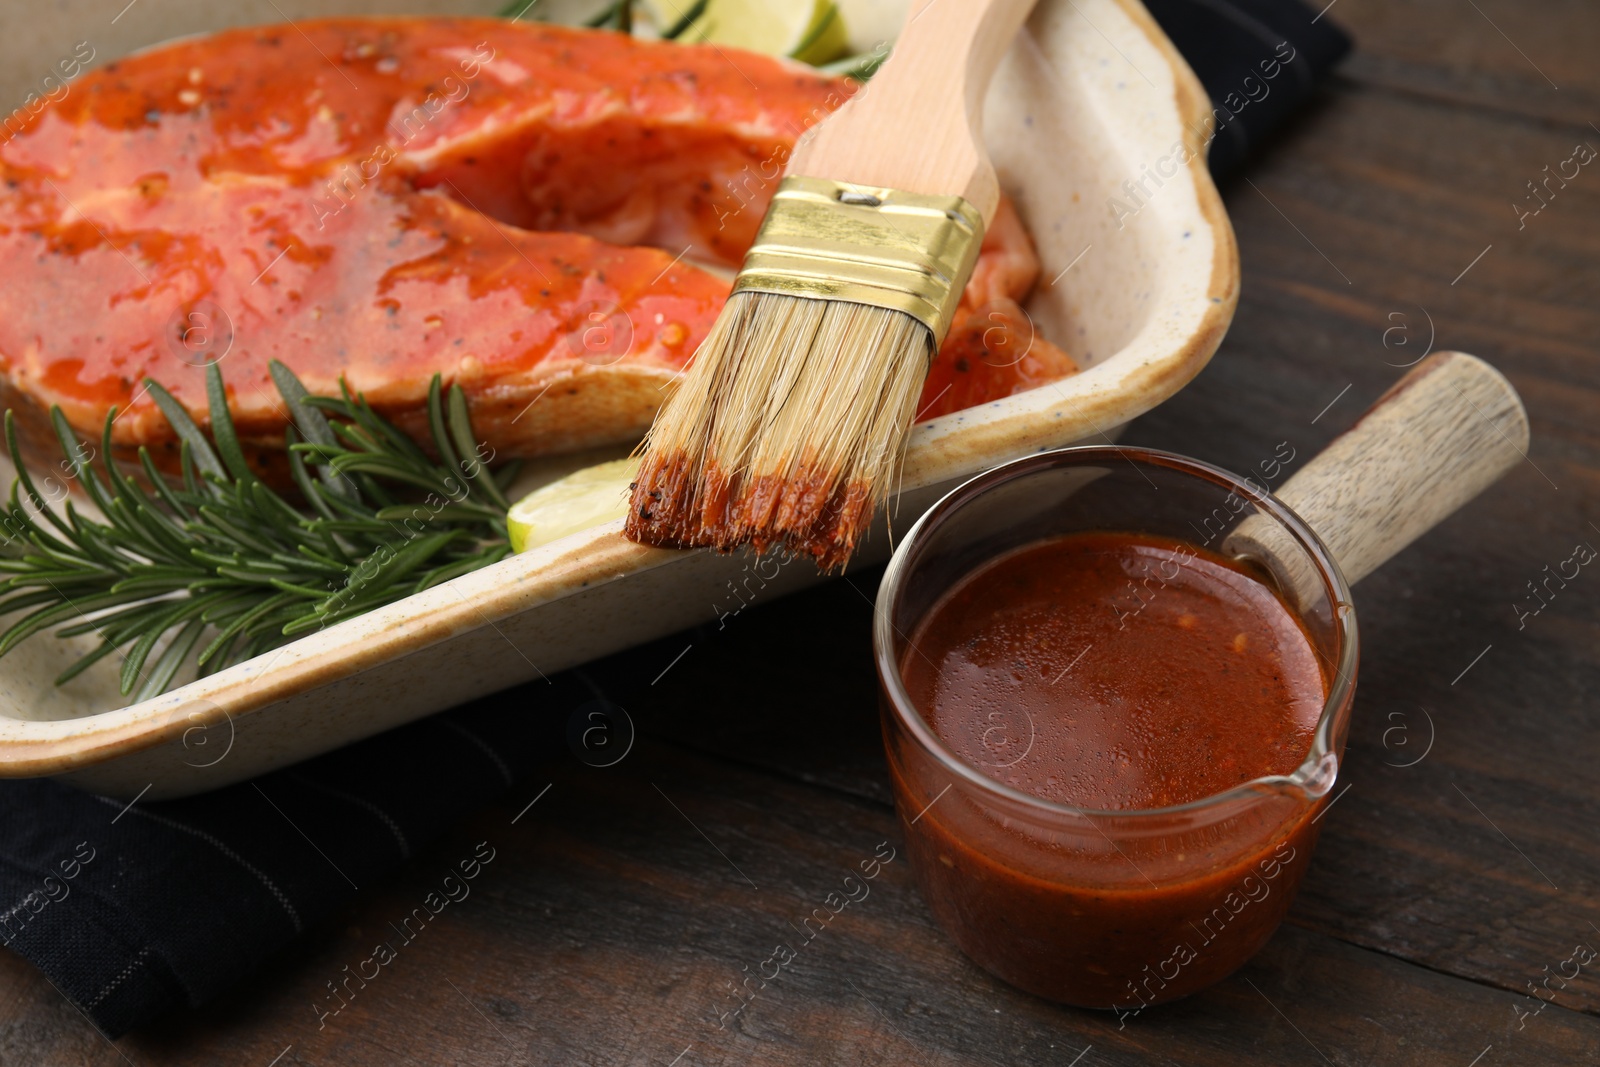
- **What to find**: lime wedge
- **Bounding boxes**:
[506,457,639,553]
[834,0,904,55]
[642,0,850,65]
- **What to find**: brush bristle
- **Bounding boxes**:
[626,290,934,571]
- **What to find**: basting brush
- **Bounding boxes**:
[626,0,1039,570]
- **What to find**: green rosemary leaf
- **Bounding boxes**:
[145,380,227,483]
[586,0,631,30]
[268,360,336,447]
[267,577,337,599]
[138,447,190,516]
[3,501,77,563]
[196,592,296,667]
[236,633,281,663]
[54,638,124,686]
[207,553,292,576]
[661,0,709,39]
[119,589,247,696]
[96,414,129,499]
[373,503,502,525]
[60,505,140,570]
[119,597,205,694]
[270,360,358,502]
[119,500,199,564]
[0,591,143,657]
[249,480,316,532]
[108,571,211,597]
[447,383,509,510]
[287,582,393,629]
[134,616,208,702]
[99,497,186,564]
[1,572,111,598]
[198,590,270,625]
[427,376,463,483]
[267,551,346,578]
[286,441,338,466]
[195,640,237,677]
[820,47,890,80]
[214,566,297,587]
[332,530,462,605]
[50,407,113,515]
[318,529,357,567]
[194,506,283,558]
[312,515,394,536]
[0,588,71,619]
[89,408,153,519]
[323,454,442,492]
[204,363,256,484]
[6,568,122,590]
[0,507,30,560]
[179,440,203,497]
[5,413,75,541]
[57,599,178,640]
[286,429,340,524]
[322,388,431,466]
[293,543,349,573]
[187,548,248,571]
[15,530,97,573]
[286,589,406,634]
[8,527,118,574]
[279,611,333,637]
[354,473,397,510]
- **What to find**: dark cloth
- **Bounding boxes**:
[0,0,1349,1039]
[0,674,580,1038]
[1144,0,1352,180]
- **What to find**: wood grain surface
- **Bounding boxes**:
[4,1,1600,1064]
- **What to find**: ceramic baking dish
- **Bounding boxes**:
[0,0,1236,797]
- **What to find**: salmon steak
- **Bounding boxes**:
[0,17,1075,472]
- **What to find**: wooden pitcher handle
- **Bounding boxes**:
[1226,352,1529,607]
[788,0,1040,222]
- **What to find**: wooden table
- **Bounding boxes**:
[4,2,1598,1063]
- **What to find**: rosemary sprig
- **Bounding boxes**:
[659,0,710,39]
[819,45,890,81]
[585,0,634,31]
[0,362,516,701]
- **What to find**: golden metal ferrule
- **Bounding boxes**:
[731,175,986,342]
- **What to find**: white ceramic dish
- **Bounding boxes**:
[0,0,1236,797]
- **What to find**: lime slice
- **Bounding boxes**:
[506,457,639,553]
[834,0,903,55]
[643,0,850,65]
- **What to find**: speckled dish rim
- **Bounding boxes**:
[0,0,1241,781]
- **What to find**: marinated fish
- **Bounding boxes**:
[0,18,1073,471]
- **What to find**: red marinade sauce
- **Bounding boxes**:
[904,531,1327,809]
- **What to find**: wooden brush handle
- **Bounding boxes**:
[787,0,1040,223]
[1225,352,1529,607]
